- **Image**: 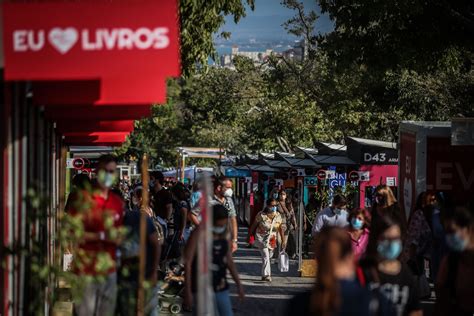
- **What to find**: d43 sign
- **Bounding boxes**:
[364,153,387,163]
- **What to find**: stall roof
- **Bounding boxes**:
[263,159,291,169]
[345,136,398,165]
[259,152,275,159]
[310,154,357,166]
[346,137,396,150]
[295,146,319,155]
[313,142,347,156]
[243,164,279,173]
[296,146,356,166]
[275,151,321,168]
[275,151,295,159]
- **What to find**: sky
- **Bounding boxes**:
[216,0,333,43]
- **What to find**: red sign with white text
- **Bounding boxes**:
[426,137,474,204]
[3,1,180,81]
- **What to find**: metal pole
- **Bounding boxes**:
[197,174,214,316]
[137,154,149,316]
[181,153,186,183]
[176,152,180,181]
[297,178,304,272]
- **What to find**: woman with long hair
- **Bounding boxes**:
[277,189,298,258]
[361,216,422,316]
[287,227,395,316]
[371,185,407,239]
[402,192,433,280]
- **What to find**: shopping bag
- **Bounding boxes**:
[63,253,73,271]
[278,251,289,272]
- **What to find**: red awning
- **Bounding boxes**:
[32,77,167,105]
[55,120,135,133]
[45,105,151,120]
[63,132,129,145]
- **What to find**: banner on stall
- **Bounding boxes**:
[2,0,180,89]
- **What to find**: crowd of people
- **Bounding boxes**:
[289,185,474,316]
[64,154,474,316]
[65,154,245,316]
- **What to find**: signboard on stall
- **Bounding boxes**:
[329,173,346,188]
[426,137,474,202]
[225,167,250,178]
[66,158,74,169]
[386,177,397,186]
[363,151,398,164]
[3,1,180,80]
[316,169,327,180]
[304,177,317,186]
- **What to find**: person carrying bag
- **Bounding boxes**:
[249,198,285,282]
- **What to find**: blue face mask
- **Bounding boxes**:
[269,206,278,212]
[446,233,467,252]
[212,225,227,235]
[377,239,402,260]
[351,218,364,230]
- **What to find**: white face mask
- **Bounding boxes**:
[98,170,117,188]
[224,188,233,198]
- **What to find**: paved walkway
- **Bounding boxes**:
[228,227,314,316]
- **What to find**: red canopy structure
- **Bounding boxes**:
[63,132,129,145]
[3,0,180,147]
[55,120,135,133]
[1,1,182,314]
[44,105,152,121]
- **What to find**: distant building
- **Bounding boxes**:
[282,39,305,62]
[219,45,274,68]
[217,40,307,68]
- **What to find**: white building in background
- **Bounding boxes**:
[219,45,274,68]
[218,40,307,68]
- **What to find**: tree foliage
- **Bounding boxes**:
[119,0,474,167]
[179,0,254,76]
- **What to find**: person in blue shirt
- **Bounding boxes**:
[312,194,349,237]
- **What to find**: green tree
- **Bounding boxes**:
[179,0,255,76]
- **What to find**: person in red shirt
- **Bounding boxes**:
[68,154,125,316]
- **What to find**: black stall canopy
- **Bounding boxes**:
[345,137,398,165]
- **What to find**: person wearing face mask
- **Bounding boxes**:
[347,208,371,261]
[361,216,422,316]
[371,185,407,241]
[184,204,244,315]
[435,206,474,316]
[67,154,125,316]
[287,227,395,316]
[249,198,285,282]
[312,194,349,237]
[212,177,239,253]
